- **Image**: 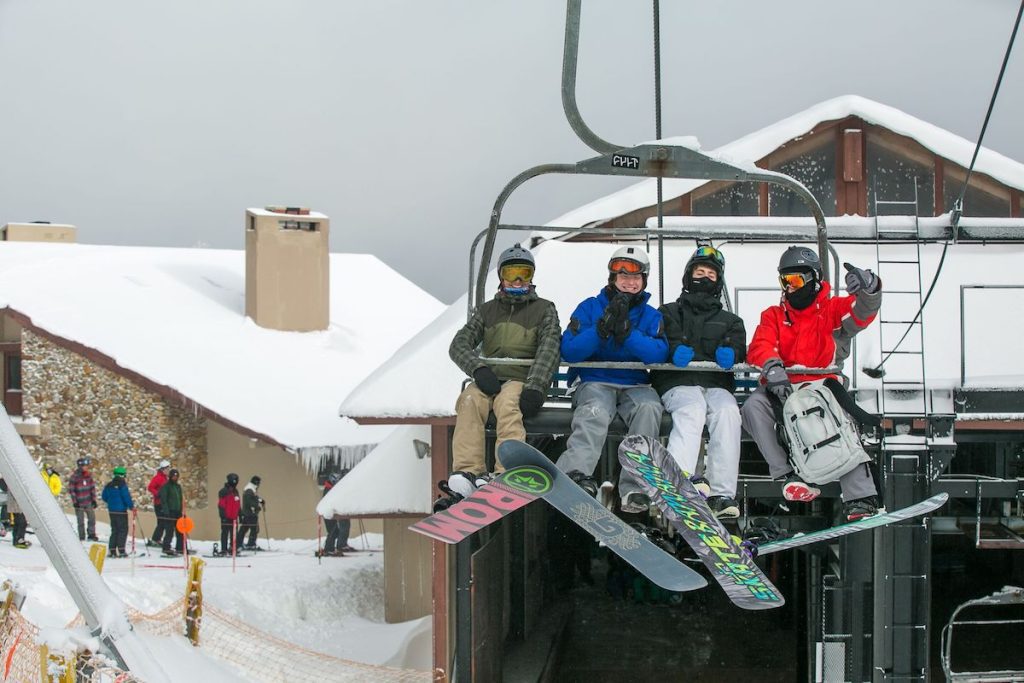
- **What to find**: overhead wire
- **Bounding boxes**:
[862,0,1023,379]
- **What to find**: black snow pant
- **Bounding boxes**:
[11,513,27,545]
[324,518,340,553]
[220,519,236,554]
[337,518,351,548]
[238,514,259,548]
[152,512,174,547]
[162,510,184,552]
[109,511,129,553]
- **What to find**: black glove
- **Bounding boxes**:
[259,498,266,510]
[843,262,878,294]
[472,366,502,396]
[91,501,97,509]
[518,388,546,417]
[596,293,630,340]
[762,358,792,402]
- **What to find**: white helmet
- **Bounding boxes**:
[158,459,170,470]
[608,246,650,275]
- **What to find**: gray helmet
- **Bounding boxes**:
[496,243,535,272]
[778,246,822,276]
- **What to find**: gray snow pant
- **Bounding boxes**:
[555,382,663,501]
[75,506,96,540]
[740,387,877,501]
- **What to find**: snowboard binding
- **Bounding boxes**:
[431,481,465,513]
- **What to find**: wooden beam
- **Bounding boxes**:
[934,156,945,216]
[430,423,452,681]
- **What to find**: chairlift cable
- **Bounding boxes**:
[864,0,1022,379]
[653,0,666,305]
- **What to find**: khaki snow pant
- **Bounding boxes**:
[451,380,525,475]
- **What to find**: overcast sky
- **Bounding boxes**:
[1,1,1021,303]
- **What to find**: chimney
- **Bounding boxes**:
[2,221,77,242]
[244,207,329,332]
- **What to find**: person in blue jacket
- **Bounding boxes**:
[557,246,669,513]
[102,466,135,557]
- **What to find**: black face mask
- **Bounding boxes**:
[785,282,819,310]
[687,276,720,296]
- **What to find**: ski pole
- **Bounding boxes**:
[132,509,150,557]
[261,505,272,551]
[232,518,237,573]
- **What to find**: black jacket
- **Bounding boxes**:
[651,291,746,395]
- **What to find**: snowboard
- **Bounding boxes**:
[498,440,707,593]
[618,435,785,610]
[409,465,552,544]
[753,492,949,556]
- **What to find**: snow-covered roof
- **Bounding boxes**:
[0,242,446,451]
[317,425,433,516]
[339,237,1024,419]
[547,95,1024,230]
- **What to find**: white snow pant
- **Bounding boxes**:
[662,385,741,499]
[740,387,877,501]
[555,382,663,500]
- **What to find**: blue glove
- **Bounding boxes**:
[715,346,735,370]
[843,262,878,294]
[672,345,695,367]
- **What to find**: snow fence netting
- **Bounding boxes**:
[2,598,430,682]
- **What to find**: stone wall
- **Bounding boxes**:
[20,330,208,510]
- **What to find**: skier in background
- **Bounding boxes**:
[68,457,100,541]
[157,468,185,555]
[101,466,134,557]
[447,243,561,499]
[741,246,883,521]
[238,475,264,551]
[147,460,171,549]
[41,463,62,497]
[216,473,241,556]
[557,246,669,513]
[318,471,344,557]
[651,246,747,519]
[7,488,28,549]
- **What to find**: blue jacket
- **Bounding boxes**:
[561,288,668,386]
[102,478,134,512]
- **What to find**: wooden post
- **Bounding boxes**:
[184,556,205,646]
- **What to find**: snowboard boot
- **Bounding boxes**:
[780,473,820,502]
[567,470,599,498]
[843,496,883,521]
[707,496,740,520]
[689,475,711,499]
[620,491,652,514]
[432,480,465,513]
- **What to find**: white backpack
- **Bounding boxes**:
[782,380,870,484]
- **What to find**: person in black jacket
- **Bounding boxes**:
[238,475,264,551]
[651,246,746,519]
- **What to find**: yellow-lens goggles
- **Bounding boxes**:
[779,272,809,290]
[500,264,535,283]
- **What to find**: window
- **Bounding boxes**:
[692,182,759,216]
[867,139,934,216]
[942,174,1011,217]
[5,354,20,391]
[768,143,837,217]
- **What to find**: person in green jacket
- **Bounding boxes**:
[156,469,185,555]
[446,244,561,500]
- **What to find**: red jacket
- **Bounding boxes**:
[747,282,876,384]
[218,485,241,521]
[148,471,168,505]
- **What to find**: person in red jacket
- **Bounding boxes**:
[147,460,171,548]
[740,246,883,521]
[216,473,241,556]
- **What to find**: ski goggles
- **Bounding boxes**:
[499,263,535,283]
[608,258,645,275]
[778,271,812,290]
[692,245,725,266]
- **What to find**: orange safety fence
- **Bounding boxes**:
[2,598,429,682]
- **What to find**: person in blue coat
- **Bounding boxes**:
[557,246,669,512]
[102,466,135,557]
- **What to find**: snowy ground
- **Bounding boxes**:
[0,516,431,681]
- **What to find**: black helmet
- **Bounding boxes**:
[251,475,261,486]
[496,243,535,272]
[683,246,725,295]
[227,473,239,486]
[169,468,179,478]
[77,457,91,467]
[778,246,822,276]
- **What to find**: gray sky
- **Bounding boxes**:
[1,1,1021,303]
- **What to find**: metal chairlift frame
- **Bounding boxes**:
[470,0,831,314]
[940,586,1024,681]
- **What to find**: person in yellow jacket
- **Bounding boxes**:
[41,464,62,497]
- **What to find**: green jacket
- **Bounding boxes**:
[449,288,561,394]
[157,480,183,515]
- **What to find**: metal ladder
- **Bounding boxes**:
[872,182,929,417]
